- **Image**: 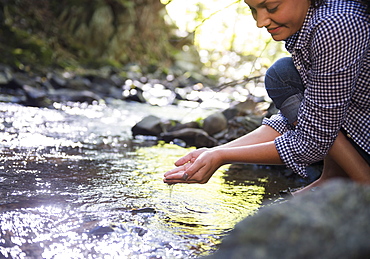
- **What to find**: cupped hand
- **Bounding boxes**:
[163,148,223,184]
[174,148,208,166]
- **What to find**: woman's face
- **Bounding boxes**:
[245,0,310,41]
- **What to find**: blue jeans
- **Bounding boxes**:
[265,57,304,124]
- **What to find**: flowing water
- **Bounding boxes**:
[0,101,317,259]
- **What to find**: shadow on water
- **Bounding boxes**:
[0,101,320,258]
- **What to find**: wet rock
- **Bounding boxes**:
[161,128,218,148]
[109,74,125,87]
[213,115,263,144]
[90,76,119,96]
[222,107,239,121]
[22,85,51,107]
[129,207,157,214]
[132,115,164,137]
[49,89,102,103]
[234,115,263,132]
[66,76,91,91]
[234,99,259,115]
[48,73,67,89]
[130,97,268,147]
[206,179,370,259]
[0,65,13,86]
[203,112,228,136]
[9,72,38,89]
[107,87,124,100]
[133,227,148,237]
[88,226,114,237]
[123,87,146,103]
[168,121,200,132]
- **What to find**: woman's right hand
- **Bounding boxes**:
[163,148,209,184]
[164,147,224,184]
[174,147,209,167]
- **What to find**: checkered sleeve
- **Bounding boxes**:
[262,111,292,135]
[275,12,369,177]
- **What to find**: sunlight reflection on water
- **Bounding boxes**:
[0,101,313,258]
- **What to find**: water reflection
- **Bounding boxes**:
[0,101,315,258]
[134,143,265,255]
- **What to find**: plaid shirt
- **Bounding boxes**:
[263,0,370,177]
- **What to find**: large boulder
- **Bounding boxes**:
[206,179,370,259]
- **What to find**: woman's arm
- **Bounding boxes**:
[220,125,282,148]
[164,125,283,184]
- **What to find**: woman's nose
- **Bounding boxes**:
[255,10,270,28]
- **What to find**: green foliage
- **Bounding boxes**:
[0,0,180,71]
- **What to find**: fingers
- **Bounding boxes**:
[174,148,207,166]
[164,162,190,177]
[164,148,213,185]
[174,153,194,166]
[163,170,198,184]
[163,162,210,184]
[163,163,194,184]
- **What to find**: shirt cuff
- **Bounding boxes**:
[275,133,309,177]
[262,112,293,134]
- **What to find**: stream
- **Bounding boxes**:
[0,100,317,259]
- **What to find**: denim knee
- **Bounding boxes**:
[265,57,305,123]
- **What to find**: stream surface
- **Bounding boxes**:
[0,100,315,259]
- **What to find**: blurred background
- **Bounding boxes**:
[0,0,288,83]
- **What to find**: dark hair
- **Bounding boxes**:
[310,0,326,8]
[311,0,370,13]
[363,0,370,12]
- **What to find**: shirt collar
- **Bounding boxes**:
[285,5,315,53]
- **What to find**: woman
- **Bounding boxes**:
[164,0,370,194]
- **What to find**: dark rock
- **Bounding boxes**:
[133,227,148,237]
[48,73,67,89]
[124,87,146,103]
[129,207,157,214]
[9,72,38,89]
[0,65,13,86]
[161,128,218,148]
[66,76,91,91]
[234,115,263,133]
[41,80,55,92]
[91,76,118,96]
[203,112,228,136]
[206,179,370,259]
[88,226,114,237]
[49,89,101,104]
[213,115,262,144]
[109,74,125,87]
[132,115,164,137]
[168,121,200,132]
[234,99,259,114]
[107,87,124,99]
[222,107,239,121]
[22,85,51,107]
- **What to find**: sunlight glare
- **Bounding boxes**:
[163,0,289,79]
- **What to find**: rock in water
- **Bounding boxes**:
[203,112,228,136]
[161,128,218,148]
[205,179,370,259]
[131,115,163,137]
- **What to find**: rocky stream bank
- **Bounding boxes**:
[0,63,274,149]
